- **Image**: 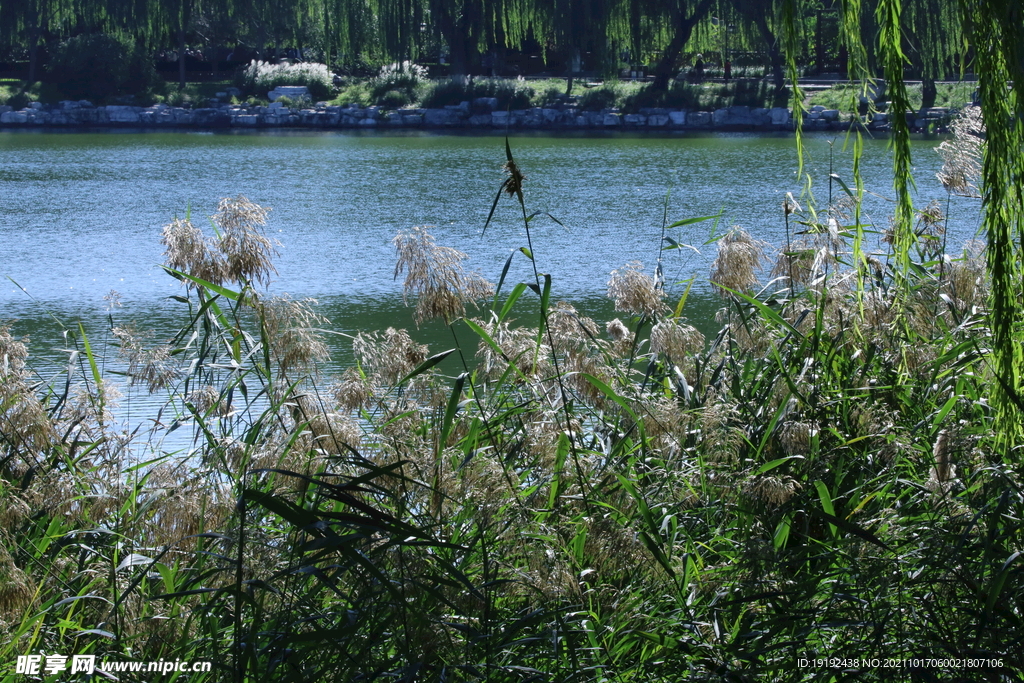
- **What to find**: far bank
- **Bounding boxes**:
[1,99,956,133]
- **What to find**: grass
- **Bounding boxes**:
[327,77,373,106]
[326,72,784,111]
[0,71,899,114]
[0,78,248,108]
[0,80,21,104]
[808,80,976,111]
[0,111,1020,681]
[0,80,41,108]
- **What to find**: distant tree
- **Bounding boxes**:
[156,0,201,90]
[731,0,788,88]
[639,0,718,91]
[901,0,964,108]
[541,0,617,93]
[0,0,76,83]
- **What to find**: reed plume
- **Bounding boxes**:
[214,195,278,286]
[257,295,330,374]
[649,319,704,358]
[607,261,666,317]
[393,226,494,324]
[936,106,984,197]
[711,227,769,296]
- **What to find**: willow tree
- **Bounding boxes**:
[250,0,323,56]
[879,0,1021,444]
[636,0,718,91]
[533,0,616,91]
[423,0,546,76]
[0,0,82,83]
[901,0,965,107]
[967,0,1024,447]
[154,0,201,89]
[845,0,965,106]
[427,0,482,74]
[731,0,793,88]
[785,0,1023,445]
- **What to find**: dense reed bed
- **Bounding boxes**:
[1,112,1021,681]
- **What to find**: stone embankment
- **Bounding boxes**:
[0,98,951,132]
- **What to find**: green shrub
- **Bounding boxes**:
[46,33,159,102]
[0,81,22,106]
[619,80,784,113]
[240,60,333,101]
[376,89,411,108]
[369,61,426,107]
[3,90,33,109]
[808,81,973,112]
[329,78,372,106]
[156,84,207,108]
[532,79,567,107]
[576,82,628,110]
[420,77,534,110]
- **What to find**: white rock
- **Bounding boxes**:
[106,106,140,123]
[688,111,712,126]
[770,108,791,125]
[268,86,309,101]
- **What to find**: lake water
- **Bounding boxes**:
[2,129,979,371]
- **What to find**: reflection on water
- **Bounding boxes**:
[10,286,725,378]
[1,129,971,319]
[8,283,726,456]
[2,128,979,446]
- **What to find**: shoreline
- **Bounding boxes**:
[0,100,955,133]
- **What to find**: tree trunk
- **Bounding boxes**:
[651,0,716,91]
[177,0,194,91]
[27,2,42,85]
[28,36,39,84]
[433,1,466,76]
[565,48,580,96]
[178,28,187,91]
[751,15,784,89]
[815,9,824,75]
[448,29,468,76]
[921,77,937,110]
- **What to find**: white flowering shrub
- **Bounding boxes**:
[241,60,333,101]
[370,61,428,107]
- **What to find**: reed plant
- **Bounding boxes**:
[1,117,1021,681]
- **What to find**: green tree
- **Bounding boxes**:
[159,0,200,90]
[540,0,617,92]
[731,0,789,88]
[0,0,78,83]
[803,0,1023,443]
[640,0,718,90]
